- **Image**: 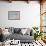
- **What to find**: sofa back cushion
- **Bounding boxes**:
[8,27,33,36]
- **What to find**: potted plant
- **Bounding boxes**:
[32,27,43,40]
[32,27,38,40]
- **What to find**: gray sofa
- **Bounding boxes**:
[4,27,34,43]
[9,33,34,43]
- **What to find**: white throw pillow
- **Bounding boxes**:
[25,28,31,35]
[21,28,27,35]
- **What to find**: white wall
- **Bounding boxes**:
[0,1,40,28]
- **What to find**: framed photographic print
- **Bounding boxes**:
[8,11,20,20]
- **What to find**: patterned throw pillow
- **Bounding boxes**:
[8,27,14,34]
[14,28,21,33]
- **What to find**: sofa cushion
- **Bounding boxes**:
[9,33,34,43]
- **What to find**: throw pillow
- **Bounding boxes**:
[24,28,31,35]
[21,28,27,35]
[14,28,21,33]
[8,27,14,34]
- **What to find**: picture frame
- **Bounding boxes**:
[8,11,20,20]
